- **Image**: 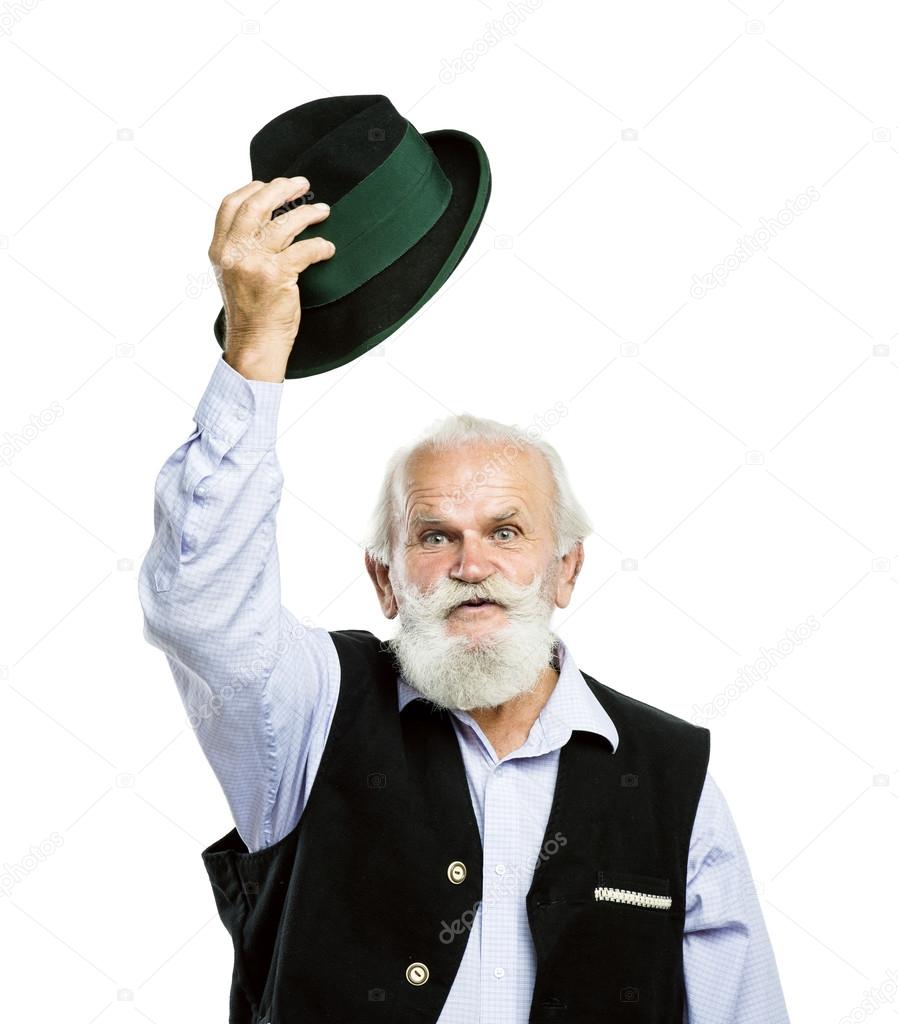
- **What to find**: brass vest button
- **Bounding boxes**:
[406,962,429,985]
[447,860,467,884]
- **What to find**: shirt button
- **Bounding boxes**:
[195,485,206,497]
[495,863,506,875]
[494,967,505,979]
[236,407,248,420]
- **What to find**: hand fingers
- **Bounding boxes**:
[281,234,337,276]
[262,199,332,252]
[209,181,265,258]
[228,176,313,247]
[208,177,311,262]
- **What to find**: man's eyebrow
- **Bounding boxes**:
[410,508,523,528]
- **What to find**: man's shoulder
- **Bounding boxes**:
[582,670,710,743]
[328,627,383,645]
[327,627,389,657]
[326,628,398,684]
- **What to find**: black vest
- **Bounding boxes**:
[201,629,710,1023]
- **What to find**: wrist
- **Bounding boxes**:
[224,344,290,383]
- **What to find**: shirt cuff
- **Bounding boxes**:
[194,352,284,449]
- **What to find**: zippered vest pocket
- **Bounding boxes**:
[594,869,672,911]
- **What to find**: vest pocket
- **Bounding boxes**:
[594,868,672,911]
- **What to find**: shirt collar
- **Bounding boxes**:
[396,635,619,753]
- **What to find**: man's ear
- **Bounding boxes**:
[365,550,398,619]
[554,541,584,610]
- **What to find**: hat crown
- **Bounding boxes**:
[249,94,411,206]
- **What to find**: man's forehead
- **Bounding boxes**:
[402,446,552,522]
[409,504,526,527]
[404,443,545,490]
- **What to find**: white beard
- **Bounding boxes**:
[386,567,560,712]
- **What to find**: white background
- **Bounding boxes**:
[2,0,896,1020]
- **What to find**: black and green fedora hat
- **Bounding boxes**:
[213,94,491,379]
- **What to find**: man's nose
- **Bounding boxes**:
[449,533,495,583]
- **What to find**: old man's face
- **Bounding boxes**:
[366,442,583,711]
[400,442,557,622]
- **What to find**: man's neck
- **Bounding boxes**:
[466,662,560,760]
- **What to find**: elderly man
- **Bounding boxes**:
[138,177,789,1023]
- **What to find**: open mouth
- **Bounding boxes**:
[457,598,498,608]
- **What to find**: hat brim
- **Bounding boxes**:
[213,128,491,379]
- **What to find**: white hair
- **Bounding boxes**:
[363,411,594,569]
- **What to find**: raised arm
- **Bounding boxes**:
[138,177,340,852]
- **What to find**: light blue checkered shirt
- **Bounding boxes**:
[138,352,790,1023]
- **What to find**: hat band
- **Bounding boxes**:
[292,121,453,308]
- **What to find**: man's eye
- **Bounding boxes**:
[422,532,446,545]
[421,527,519,545]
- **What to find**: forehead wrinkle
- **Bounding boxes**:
[410,506,528,530]
[403,478,523,503]
[400,446,554,536]
[404,482,532,528]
